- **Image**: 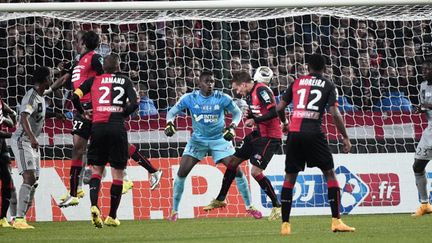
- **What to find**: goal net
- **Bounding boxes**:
[0,1,431,221]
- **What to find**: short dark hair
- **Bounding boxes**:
[103,54,120,73]
[32,66,50,84]
[307,53,326,72]
[199,70,214,81]
[231,70,252,85]
[81,30,100,50]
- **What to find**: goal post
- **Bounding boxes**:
[0,0,431,221]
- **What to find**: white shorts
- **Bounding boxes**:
[415,126,432,160]
[11,139,40,176]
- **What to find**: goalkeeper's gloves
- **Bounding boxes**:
[223,124,236,141]
[164,121,176,137]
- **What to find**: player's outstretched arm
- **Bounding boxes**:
[123,80,139,117]
[43,73,71,96]
[1,100,17,126]
[165,106,180,137]
[329,105,351,153]
[71,92,84,115]
[227,100,242,127]
[165,94,189,137]
[276,100,289,132]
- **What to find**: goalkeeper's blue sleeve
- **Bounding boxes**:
[226,101,242,127]
[166,105,181,123]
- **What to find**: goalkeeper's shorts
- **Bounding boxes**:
[183,137,235,162]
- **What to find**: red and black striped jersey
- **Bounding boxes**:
[70,50,103,104]
[77,73,137,125]
[282,74,338,133]
[246,82,282,138]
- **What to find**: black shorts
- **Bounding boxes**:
[87,124,128,170]
[234,130,281,170]
[0,138,10,163]
[71,113,92,140]
[285,132,334,173]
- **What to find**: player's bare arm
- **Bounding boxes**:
[43,73,71,96]
[246,88,279,126]
[71,89,85,116]
[329,105,351,153]
[45,109,66,120]
[123,81,139,117]
[20,112,38,149]
[1,100,17,126]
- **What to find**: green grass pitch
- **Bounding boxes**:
[0,214,429,242]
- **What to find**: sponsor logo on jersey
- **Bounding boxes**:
[260,90,271,103]
[292,110,320,119]
[193,114,203,122]
[96,106,124,112]
[193,114,219,123]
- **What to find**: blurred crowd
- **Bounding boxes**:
[1,15,431,116]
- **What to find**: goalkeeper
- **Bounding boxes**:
[165,71,262,221]
[204,69,285,221]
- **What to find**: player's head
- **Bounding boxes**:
[422,58,432,81]
[231,70,253,97]
[103,54,120,73]
[81,30,100,51]
[74,30,86,53]
[199,71,215,96]
[307,53,326,73]
[32,66,51,88]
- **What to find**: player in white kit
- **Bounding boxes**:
[412,59,432,216]
[10,67,60,229]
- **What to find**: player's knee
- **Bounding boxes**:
[413,160,428,173]
[250,166,263,178]
[322,169,336,181]
[177,170,188,178]
[22,171,37,185]
[73,146,86,157]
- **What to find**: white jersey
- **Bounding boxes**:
[420,81,432,126]
[415,81,432,160]
[12,88,46,142]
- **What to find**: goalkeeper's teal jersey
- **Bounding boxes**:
[168,90,239,140]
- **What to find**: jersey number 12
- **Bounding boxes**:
[296,88,322,111]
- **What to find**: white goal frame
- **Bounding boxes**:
[0,0,430,12]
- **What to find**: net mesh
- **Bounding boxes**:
[0,4,431,220]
